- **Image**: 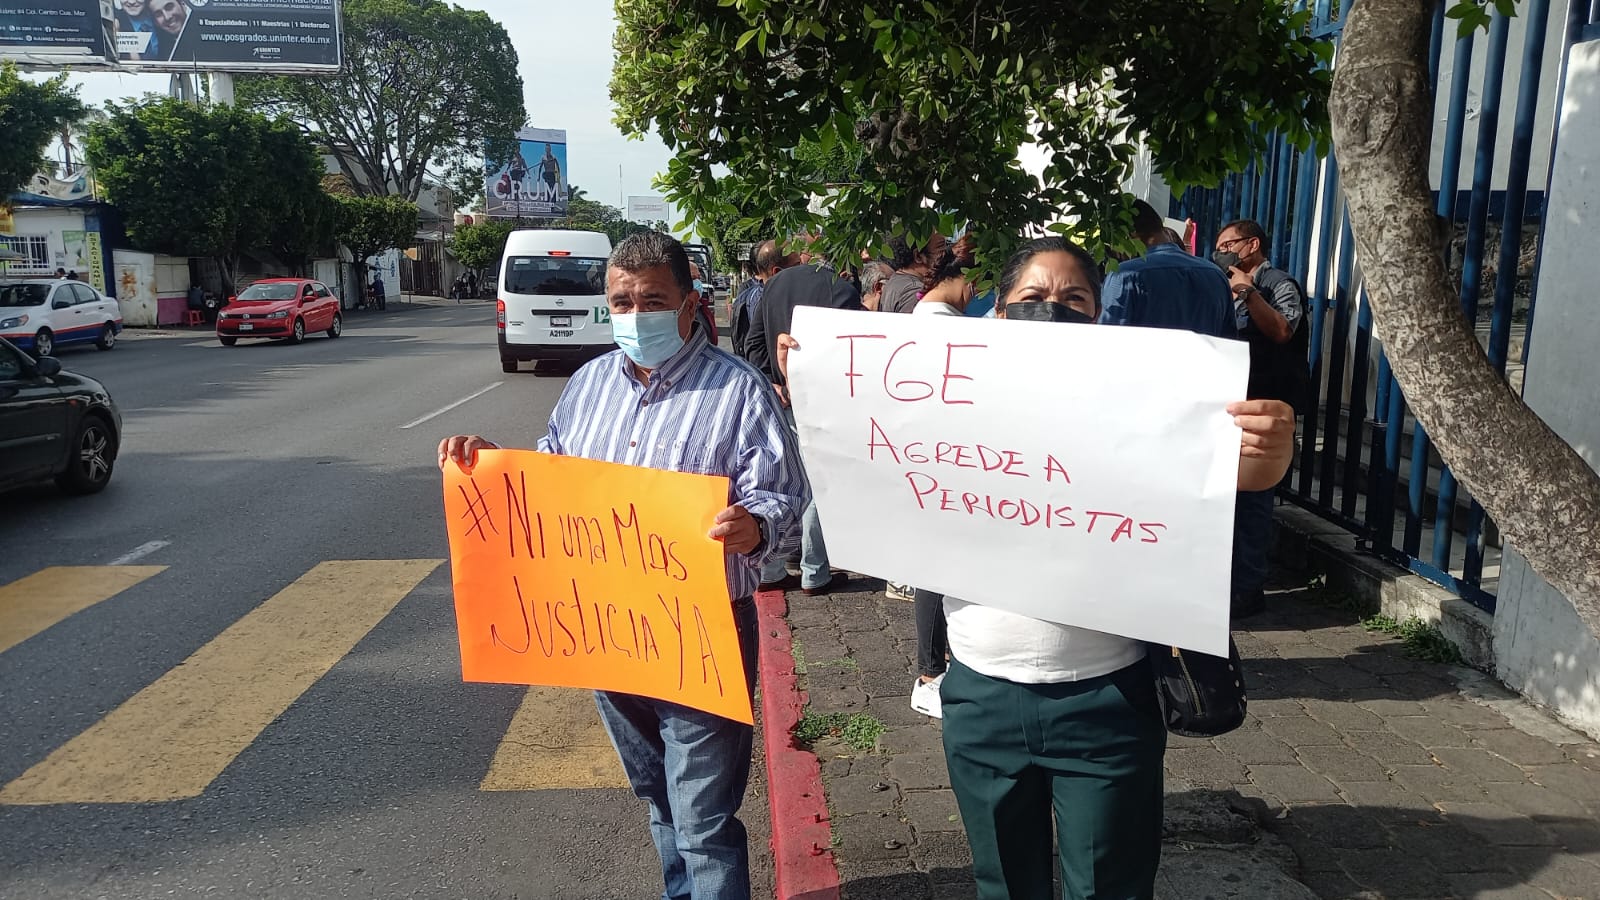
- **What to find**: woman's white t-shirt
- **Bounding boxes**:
[944,597,1145,684]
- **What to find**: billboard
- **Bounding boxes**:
[113,0,342,71]
[626,195,668,224]
[485,128,568,219]
[0,1,116,66]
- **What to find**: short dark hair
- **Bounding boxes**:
[921,233,976,292]
[997,236,1104,311]
[1220,218,1268,249]
[885,231,942,271]
[1132,199,1165,241]
[608,231,692,294]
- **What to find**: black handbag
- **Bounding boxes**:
[1147,639,1248,738]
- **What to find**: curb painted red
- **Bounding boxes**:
[756,589,841,900]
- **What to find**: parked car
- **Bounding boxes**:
[216,278,343,346]
[0,279,124,357]
[0,337,122,495]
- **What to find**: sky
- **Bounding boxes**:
[40,1,678,215]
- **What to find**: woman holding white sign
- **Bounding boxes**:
[945,237,1295,900]
[779,235,1295,900]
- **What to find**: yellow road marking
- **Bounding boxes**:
[0,559,442,805]
[479,686,627,791]
[0,566,167,656]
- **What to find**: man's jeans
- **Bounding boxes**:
[760,407,830,588]
[595,597,760,900]
[1232,488,1276,598]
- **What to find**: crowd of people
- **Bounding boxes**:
[441,209,1305,900]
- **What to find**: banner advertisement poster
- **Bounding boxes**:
[442,450,752,724]
[59,230,92,276]
[626,195,668,224]
[113,0,343,71]
[0,0,113,61]
[83,231,106,293]
[786,306,1249,657]
[485,128,569,219]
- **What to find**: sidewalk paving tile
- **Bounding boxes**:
[779,579,1600,900]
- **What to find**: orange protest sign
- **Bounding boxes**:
[443,449,751,724]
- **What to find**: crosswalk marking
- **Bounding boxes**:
[0,559,442,805]
[0,566,167,656]
[479,686,628,791]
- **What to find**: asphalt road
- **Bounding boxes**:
[0,302,773,899]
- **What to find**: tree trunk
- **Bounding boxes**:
[1330,0,1600,636]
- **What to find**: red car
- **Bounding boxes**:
[216,278,343,346]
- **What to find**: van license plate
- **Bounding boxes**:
[549,329,574,338]
[549,315,572,327]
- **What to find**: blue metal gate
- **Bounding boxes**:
[1174,0,1596,612]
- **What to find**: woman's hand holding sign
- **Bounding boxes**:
[1230,400,1296,491]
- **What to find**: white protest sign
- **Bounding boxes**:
[786,306,1249,656]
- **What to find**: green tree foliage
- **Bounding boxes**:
[0,64,86,197]
[562,191,659,247]
[85,99,328,285]
[612,0,1332,273]
[238,0,526,202]
[334,195,420,278]
[448,218,516,273]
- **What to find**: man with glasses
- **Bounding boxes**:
[1212,219,1310,619]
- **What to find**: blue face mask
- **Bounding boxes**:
[612,306,687,368]
[693,279,705,295]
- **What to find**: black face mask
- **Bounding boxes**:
[1004,301,1094,324]
[1212,249,1242,272]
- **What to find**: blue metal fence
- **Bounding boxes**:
[1173,0,1586,612]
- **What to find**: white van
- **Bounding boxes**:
[497,229,613,371]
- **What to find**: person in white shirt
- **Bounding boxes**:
[942,236,1296,900]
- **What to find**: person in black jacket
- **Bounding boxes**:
[747,249,862,596]
[745,249,862,390]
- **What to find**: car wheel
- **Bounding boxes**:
[220,336,238,346]
[288,318,305,344]
[96,323,117,351]
[56,414,116,495]
[501,358,518,373]
[327,312,342,338]
[33,329,54,357]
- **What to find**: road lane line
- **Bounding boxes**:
[399,382,504,430]
[108,541,170,566]
[0,559,442,805]
[0,567,168,657]
[479,686,627,791]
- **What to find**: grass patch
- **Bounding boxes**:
[793,711,886,752]
[792,639,807,675]
[1362,614,1465,665]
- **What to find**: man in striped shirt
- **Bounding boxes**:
[440,231,809,900]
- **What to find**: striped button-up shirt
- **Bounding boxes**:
[536,328,810,600]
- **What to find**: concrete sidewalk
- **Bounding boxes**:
[774,575,1600,900]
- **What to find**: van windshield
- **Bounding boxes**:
[505,256,607,295]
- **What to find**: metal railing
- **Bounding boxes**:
[1174,0,1585,612]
